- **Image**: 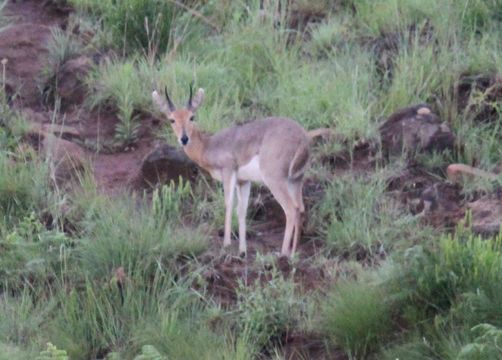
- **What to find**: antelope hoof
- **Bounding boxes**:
[239,250,247,259]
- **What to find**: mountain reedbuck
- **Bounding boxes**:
[152,85,311,257]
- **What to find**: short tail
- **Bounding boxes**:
[307,128,333,141]
[288,128,333,180]
[288,142,309,180]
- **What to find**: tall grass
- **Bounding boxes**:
[39,26,83,105]
[69,0,178,54]
[397,228,502,321]
[322,280,393,358]
[0,154,49,225]
[320,226,502,358]
[73,181,207,281]
[236,267,311,351]
[4,0,502,359]
[349,0,501,36]
[0,289,55,347]
[317,172,429,257]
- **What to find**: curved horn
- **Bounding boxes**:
[164,87,176,112]
[187,81,194,110]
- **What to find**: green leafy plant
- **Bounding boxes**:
[39,26,83,105]
[236,267,307,350]
[0,212,70,291]
[86,59,146,148]
[151,178,192,226]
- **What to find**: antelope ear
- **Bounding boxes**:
[191,88,205,112]
[152,90,171,114]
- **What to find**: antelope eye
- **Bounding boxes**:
[169,118,175,124]
[190,115,195,121]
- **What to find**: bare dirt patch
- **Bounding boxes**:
[0,0,67,109]
[388,164,466,229]
[1,1,166,195]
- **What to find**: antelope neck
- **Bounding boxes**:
[183,127,211,171]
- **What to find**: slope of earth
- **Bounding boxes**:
[0,0,160,193]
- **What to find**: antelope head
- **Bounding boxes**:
[152,83,205,146]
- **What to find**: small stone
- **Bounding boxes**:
[417,106,431,115]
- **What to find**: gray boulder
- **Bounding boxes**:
[380,104,455,157]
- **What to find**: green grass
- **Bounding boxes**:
[236,266,312,351]
[0,289,55,348]
[73,181,208,281]
[69,0,179,54]
[39,26,84,106]
[42,263,255,359]
[86,58,146,147]
[395,226,502,321]
[321,279,393,359]
[3,0,502,358]
[0,154,49,224]
[0,343,34,360]
[316,171,431,258]
[318,226,502,359]
[0,212,70,291]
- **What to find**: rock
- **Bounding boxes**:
[57,56,93,107]
[447,163,497,183]
[468,190,502,237]
[133,143,198,188]
[42,132,88,183]
[379,104,455,157]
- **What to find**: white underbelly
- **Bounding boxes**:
[237,155,263,183]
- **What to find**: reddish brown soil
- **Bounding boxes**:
[0,0,68,109]
[387,164,466,229]
[1,0,160,193]
[0,3,476,360]
[203,226,328,302]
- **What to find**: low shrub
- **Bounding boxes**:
[236,267,308,351]
[322,280,393,358]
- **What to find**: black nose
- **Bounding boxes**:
[181,135,189,145]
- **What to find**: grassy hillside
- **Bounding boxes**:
[1,0,502,359]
